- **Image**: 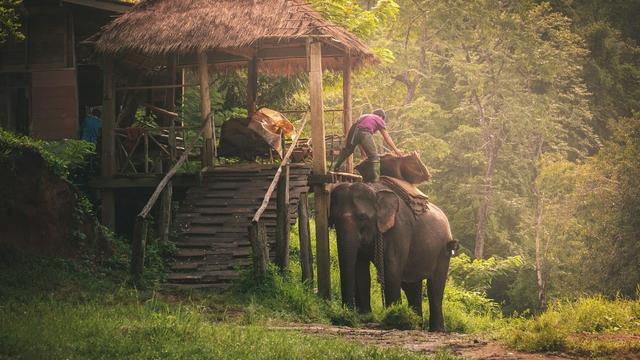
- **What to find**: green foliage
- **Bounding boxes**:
[502,296,640,355]
[308,0,399,39]
[0,129,96,180]
[380,303,421,330]
[0,0,23,43]
[441,282,502,333]
[234,265,329,323]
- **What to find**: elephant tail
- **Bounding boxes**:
[446,240,459,257]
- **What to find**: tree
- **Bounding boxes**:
[0,0,23,44]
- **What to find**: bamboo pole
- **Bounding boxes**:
[159,55,177,245]
[101,57,116,230]
[309,41,331,300]
[247,53,258,117]
[343,51,353,173]
[198,51,215,168]
[275,162,290,272]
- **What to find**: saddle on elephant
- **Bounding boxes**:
[354,152,431,216]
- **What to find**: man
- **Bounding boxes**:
[81,108,102,144]
[332,109,402,182]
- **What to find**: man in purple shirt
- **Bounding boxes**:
[332,109,402,182]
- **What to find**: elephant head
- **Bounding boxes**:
[329,182,399,309]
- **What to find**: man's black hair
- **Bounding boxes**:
[373,108,386,120]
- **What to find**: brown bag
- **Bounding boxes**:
[355,151,431,184]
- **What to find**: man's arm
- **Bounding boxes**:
[380,129,402,156]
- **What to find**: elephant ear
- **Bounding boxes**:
[376,190,400,233]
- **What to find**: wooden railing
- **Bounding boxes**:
[114,126,202,175]
[248,112,310,280]
[130,113,212,275]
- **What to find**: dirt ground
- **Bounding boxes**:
[270,324,571,360]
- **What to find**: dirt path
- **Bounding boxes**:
[270,324,570,359]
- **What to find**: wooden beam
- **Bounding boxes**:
[275,163,290,272]
[343,51,353,173]
[142,103,178,119]
[198,51,215,168]
[101,57,116,230]
[298,193,314,286]
[309,41,331,300]
[247,53,258,117]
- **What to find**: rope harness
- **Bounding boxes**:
[374,230,386,307]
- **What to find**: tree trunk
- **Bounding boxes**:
[532,136,547,311]
[474,141,497,259]
[473,92,497,260]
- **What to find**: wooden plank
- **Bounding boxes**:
[275,164,290,272]
[199,51,215,168]
[309,41,331,300]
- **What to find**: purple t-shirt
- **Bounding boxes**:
[356,114,386,134]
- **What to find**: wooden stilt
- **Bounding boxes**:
[343,51,353,173]
[248,221,269,280]
[298,193,314,286]
[247,53,258,117]
[131,215,148,276]
[101,57,116,230]
[309,41,331,300]
[159,55,177,244]
[275,163,290,272]
[198,51,215,168]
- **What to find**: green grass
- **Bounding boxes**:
[501,295,640,357]
[0,300,435,360]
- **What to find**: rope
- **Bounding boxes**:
[374,230,385,307]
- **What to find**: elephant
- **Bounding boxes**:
[329,182,456,331]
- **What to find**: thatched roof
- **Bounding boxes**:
[95,0,376,72]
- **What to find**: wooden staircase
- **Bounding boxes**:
[164,163,311,290]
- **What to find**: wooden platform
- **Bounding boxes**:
[164,163,311,290]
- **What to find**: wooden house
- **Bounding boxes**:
[0,0,131,140]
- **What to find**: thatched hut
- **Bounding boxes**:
[93,0,377,298]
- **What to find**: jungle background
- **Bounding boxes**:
[1,0,639,359]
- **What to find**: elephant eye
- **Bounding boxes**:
[356,213,369,222]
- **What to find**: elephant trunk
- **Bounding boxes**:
[336,221,359,308]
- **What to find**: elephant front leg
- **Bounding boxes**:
[354,257,372,313]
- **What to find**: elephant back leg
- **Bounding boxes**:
[426,257,450,332]
[401,280,423,318]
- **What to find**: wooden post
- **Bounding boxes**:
[160,55,177,245]
[248,221,269,280]
[131,216,148,276]
[198,51,215,168]
[247,53,258,117]
[275,163,290,272]
[342,51,353,173]
[309,41,331,299]
[101,57,116,230]
[298,193,314,286]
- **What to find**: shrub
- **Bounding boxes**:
[381,303,421,330]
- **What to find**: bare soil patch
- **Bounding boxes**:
[271,324,571,359]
